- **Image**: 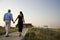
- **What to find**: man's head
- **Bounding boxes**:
[8,9,11,13]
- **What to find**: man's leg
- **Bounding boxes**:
[5,21,11,37]
[8,21,10,34]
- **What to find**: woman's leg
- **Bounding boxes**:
[18,27,23,37]
[19,32,22,36]
[18,22,23,37]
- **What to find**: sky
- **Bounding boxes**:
[0,0,60,28]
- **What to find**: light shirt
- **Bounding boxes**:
[4,12,13,21]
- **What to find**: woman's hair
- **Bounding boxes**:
[20,11,24,18]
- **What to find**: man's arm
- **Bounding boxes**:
[10,14,14,23]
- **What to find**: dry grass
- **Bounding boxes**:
[24,28,60,40]
[0,27,17,35]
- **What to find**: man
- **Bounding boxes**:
[3,9,14,37]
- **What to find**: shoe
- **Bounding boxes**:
[19,34,21,37]
[5,35,9,37]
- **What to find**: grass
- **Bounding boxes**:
[24,27,60,40]
[0,27,17,35]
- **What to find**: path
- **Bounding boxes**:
[0,28,28,40]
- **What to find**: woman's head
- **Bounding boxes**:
[19,11,23,17]
[20,11,23,14]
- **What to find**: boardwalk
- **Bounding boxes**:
[0,28,28,40]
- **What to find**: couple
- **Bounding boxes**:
[3,9,25,37]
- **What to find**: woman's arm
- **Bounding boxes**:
[22,16,25,23]
[15,18,18,21]
[15,16,18,22]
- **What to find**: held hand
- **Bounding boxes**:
[13,21,15,23]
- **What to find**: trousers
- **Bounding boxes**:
[5,20,11,36]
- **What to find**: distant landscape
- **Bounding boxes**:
[0,26,60,40]
[24,27,60,40]
[0,26,17,35]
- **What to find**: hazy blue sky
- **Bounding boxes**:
[0,0,60,28]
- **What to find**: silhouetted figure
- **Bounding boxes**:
[15,11,25,37]
[3,9,14,37]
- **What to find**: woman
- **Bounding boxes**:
[15,11,25,37]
